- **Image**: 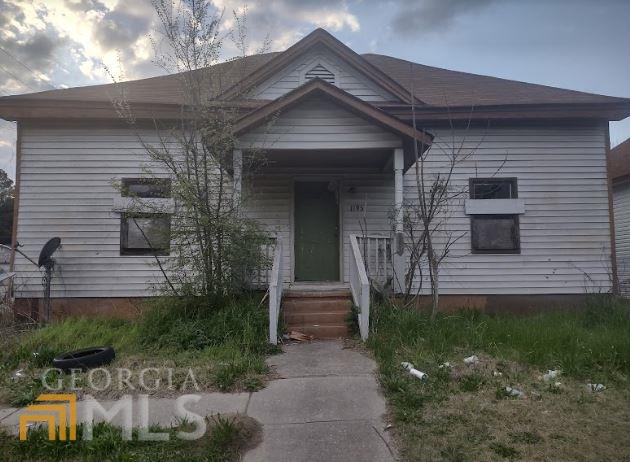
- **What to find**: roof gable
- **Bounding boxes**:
[248,44,399,102]
[219,29,419,104]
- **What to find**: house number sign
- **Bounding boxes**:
[348,203,365,213]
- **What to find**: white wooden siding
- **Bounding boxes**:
[341,175,394,283]
[404,126,612,295]
[250,46,398,102]
[14,123,612,298]
[613,180,630,295]
[239,97,402,150]
[14,127,171,298]
[242,175,293,284]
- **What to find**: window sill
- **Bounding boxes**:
[471,248,521,255]
[113,197,174,213]
[120,249,170,256]
[465,199,525,215]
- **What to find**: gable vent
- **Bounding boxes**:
[304,64,335,84]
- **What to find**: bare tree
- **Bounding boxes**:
[400,64,503,318]
[113,0,271,301]
[402,125,471,319]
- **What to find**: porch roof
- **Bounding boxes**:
[233,78,433,171]
[251,148,395,172]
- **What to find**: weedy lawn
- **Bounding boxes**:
[0,295,279,406]
[367,295,630,461]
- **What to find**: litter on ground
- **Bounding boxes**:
[586,383,606,392]
[505,386,524,397]
[541,369,562,381]
[401,362,428,380]
[284,331,315,342]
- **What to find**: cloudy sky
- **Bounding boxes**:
[1,0,629,180]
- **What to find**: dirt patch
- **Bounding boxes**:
[395,354,630,461]
[208,413,263,455]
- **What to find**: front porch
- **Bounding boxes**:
[238,158,405,343]
[229,81,432,343]
[241,162,401,343]
[242,149,404,285]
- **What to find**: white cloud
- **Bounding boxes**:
[300,9,359,32]
[0,0,364,178]
[212,0,360,52]
[0,121,16,179]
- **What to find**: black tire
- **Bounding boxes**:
[52,346,116,372]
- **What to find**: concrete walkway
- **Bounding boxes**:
[0,341,395,461]
[245,341,395,461]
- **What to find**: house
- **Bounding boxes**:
[1,29,629,337]
[609,137,630,295]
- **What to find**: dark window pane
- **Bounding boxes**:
[470,178,517,199]
[121,214,170,255]
[471,215,519,253]
[122,178,171,198]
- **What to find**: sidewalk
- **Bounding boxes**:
[245,340,395,461]
[1,340,396,461]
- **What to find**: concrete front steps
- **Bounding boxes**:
[282,284,352,339]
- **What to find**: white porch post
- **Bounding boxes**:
[233,149,242,210]
[393,147,405,293]
[394,148,404,235]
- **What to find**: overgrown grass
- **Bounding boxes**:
[369,294,630,379]
[0,414,261,462]
[141,296,275,356]
[368,295,630,461]
[0,295,279,405]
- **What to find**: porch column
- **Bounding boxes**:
[233,149,242,210]
[394,148,404,238]
[393,147,405,293]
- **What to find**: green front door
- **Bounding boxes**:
[294,181,340,281]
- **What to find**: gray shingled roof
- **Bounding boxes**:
[1,51,626,109]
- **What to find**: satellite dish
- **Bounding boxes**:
[38,237,61,268]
